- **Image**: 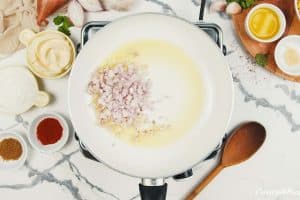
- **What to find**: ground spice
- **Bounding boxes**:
[36,118,63,145]
[0,138,23,161]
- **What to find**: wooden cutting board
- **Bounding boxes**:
[232,0,300,82]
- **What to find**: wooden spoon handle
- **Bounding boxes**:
[185,164,224,200]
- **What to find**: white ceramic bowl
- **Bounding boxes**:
[245,3,286,43]
[0,132,28,170]
[29,113,69,153]
[275,35,300,76]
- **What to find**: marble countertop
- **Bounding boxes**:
[1,0,300,199]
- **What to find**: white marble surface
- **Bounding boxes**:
[1,0,300,200]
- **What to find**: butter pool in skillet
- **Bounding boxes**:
[275,35,300,76]
[88,39,207,147]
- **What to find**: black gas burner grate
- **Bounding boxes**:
[77,21,227,56]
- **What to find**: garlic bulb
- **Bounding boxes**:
[77,0,103,12]
[68,0,84,27]
[226,2,242,15]
[102,0,135,11]
[210,0,227,13]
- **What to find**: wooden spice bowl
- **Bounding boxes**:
[232,0,300,82]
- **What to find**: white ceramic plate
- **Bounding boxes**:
[0,132,28,170]
[29,113,69,153]
[68,13,234,178]
[275,35,300,76]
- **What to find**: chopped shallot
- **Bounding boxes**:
[88,63,150,126]
[37,0,68,25]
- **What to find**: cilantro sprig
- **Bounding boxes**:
[226,0,256,9]
[255,54,268,67]
[53,16,73,36]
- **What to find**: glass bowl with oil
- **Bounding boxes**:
[245,3,286,43]
[295,0,300,20]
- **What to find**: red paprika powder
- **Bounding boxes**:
[36,118,63,145]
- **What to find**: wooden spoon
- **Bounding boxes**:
[185,122,266,200]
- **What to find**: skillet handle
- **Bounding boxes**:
[199,0,207,20]
[139,183,167,200]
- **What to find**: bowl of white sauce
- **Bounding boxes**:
[19,29,76,79]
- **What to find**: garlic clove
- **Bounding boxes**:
[77,0,103,12]
[68,0,84,27]
[209,0,227,13]
[226,2,242,15]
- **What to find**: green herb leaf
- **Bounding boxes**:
[63,18,73,28]
[255,54,268,67]
[244,0,254,8]
[226,0,256,9]
[58,26,71,36]
[53,16,64,25]
[53,15,73,36]
[226,0,240,3]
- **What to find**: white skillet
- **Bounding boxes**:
[68,13,233,198]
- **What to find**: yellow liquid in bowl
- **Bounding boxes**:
[249,8,280,40]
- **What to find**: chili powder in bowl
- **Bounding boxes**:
[0,132,28,170]
[29,113,69,153]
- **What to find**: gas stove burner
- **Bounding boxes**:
[77,21,227,56]
[74,132,226,180]
[75,20,227,180]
